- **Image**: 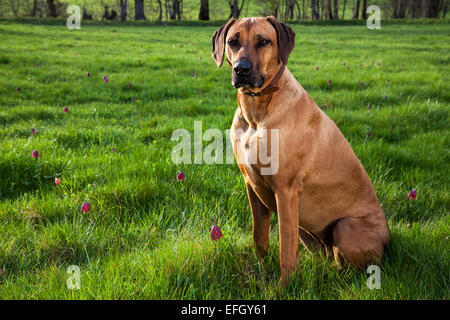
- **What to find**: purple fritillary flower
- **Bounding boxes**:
[80,201,91,213]
[210,224,223,241]
[31,128,36,135]
[32,150,39,159]
[177,171,185,181]
[87,72,91,77]
[408,189,417,200]
[103,76,109,83]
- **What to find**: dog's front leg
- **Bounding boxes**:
[246,184,271,258]
[275,189,299,287]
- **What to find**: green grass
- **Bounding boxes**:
[0,19,449,299]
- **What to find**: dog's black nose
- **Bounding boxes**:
[233,59,252,76]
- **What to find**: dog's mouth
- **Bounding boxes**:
[232,73,265,89]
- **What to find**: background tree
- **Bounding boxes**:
[326,0,332,19]
[134,0,145,19]
[311,0,319,19]
[353,0,359,18]
[31,0,38,16]
[120,0,127,21]
[156,0,162,20]
[426,0,441,18]
[227,0,245,19]
[46,0,57,17]
[199,0,209,20]
[341,0,346,19]
[0,0,448,20]
[361,0,367,19]
[170,0,182,19]
[333,0,338,19]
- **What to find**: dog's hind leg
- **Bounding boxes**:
[331,215,389,269]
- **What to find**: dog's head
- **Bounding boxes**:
[211,16,295,90]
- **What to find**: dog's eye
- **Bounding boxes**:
[257,39,271,48]
[227,39,239,48]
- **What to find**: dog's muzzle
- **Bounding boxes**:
[232,59,264,89]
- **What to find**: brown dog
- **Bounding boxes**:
[211,16,390,286]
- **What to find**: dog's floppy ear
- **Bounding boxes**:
[211,18,236,68]
[266,16,295,65]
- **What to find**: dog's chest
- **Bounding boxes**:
[231,122,274,187]
[231,123,278,212]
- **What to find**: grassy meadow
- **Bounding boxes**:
[0,19,449,299]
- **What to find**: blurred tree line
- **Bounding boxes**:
[0,0,446,20]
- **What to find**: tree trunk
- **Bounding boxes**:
[410,0,416,18]
[229,0,244,19]
[10,0,18,16]
[159,0,163,20]
[353,0,360,19]
[165,0,168,20]
[361,0,367,19]
[426,0,440,18]
[327,0,333,19]
[294,0,302,19]
[318,0,322,19]
[134,0,146,20]
[171,0,180,19]
[102,6,109,20]
[333,0,338,19]
[397,0,406,18]
[341,0,346,19]
[393,0,398,18]
[319,0,324,19]
[83,7,92,19]
[230,0,239,19]
[311,0,319,19]
[302,0,306,19]
[46,0,57,17]
[120,0,127,21]
[199,0,209,20]
[289,0,295,19]
[31,0,38,16]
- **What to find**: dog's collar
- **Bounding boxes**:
[244,64,285,97]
